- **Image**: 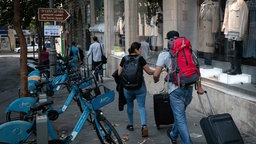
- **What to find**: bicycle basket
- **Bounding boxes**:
[91,86,114,110]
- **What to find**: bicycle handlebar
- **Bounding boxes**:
[30,100,54,112]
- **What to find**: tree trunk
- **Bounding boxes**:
[36,13,43,65]
[13,0,28,97]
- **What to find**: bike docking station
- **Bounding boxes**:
[36,93,48,144]
[36,76,50,143]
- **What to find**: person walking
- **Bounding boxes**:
[153,31,204,144]
[41,46,49,66]
[68,41,81,71]
[118,42,155,137]
[87,36,104,83]
[68,41,80,61]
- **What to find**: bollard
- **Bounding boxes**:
[36,114,48,144]
[37,94,48,144]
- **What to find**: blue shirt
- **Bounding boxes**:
[68,46,79,61]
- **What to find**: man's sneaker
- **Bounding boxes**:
[126,125,134,131]
[167,128,176,144]
[141,125,148,137]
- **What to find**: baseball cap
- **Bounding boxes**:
[165,30,179,39]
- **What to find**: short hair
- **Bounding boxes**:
[93,36,98,42]
[71,41,76,45]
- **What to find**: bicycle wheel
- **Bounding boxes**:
[6,111,32,122]
[94,116,123,144]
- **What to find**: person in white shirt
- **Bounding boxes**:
[153,31,204,144]
[87,36,104,82]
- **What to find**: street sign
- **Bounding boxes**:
[38,8,70,22]
[44,25,60,36]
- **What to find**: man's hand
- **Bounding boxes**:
[153,66,162,83]
[153,75,159,83]
[197,87,205,95]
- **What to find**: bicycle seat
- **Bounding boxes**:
[30,100,53,112]
[48,139,65,144]
[35,65,49,70]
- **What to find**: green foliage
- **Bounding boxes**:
[0,0,66,28]
[0,0,13,26]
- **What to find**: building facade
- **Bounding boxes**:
[65,0,256,135]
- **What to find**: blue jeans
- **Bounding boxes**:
[123,82,147,126]
[169,86,193,144]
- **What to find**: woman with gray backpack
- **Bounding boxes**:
[118,42,154,137]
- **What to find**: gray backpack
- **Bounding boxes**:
[122,55,143,90]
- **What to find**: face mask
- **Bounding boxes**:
[167,36,178,49]
[167,38,175,49]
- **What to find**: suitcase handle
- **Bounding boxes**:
[197,91,215,116]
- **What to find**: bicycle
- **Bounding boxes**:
[0,80,123,143]
[5,62,104,122]
[18,57,70,98]
[5,69,92,121]
[6,59,89,121]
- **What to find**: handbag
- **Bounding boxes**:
[100,44,107,64]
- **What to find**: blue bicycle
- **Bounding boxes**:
[0,84,123,143]
[5,62,86,122]
[5,70,91,122]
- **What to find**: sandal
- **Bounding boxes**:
[141,125,148,137]
[126,125,134,131]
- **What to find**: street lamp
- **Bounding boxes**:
[32,32,35,59]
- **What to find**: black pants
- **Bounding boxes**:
[92,61,103,81]
[227,40,243,73]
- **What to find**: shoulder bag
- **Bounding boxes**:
[100,44,107,64]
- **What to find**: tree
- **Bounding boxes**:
[1,0,66,97]
[13,0,28,97]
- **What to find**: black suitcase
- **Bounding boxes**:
[198,91,244,144]
[153,92,174,129]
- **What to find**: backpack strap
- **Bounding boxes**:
[124,55,129,62]
[124,55,140,62]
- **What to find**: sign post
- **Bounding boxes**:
[38,8,70,22]
[38,8,70,77]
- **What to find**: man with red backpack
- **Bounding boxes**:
[153,30,204,144]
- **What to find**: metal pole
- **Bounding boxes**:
[49,0,56,77]
[32,34,35,59]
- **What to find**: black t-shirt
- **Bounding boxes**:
[120,55,147,76]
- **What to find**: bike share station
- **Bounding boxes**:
[36,93,48,144]
[37,7,70,144]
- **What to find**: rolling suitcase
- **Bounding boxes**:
[198,91,244,144]
[153,92,174,129]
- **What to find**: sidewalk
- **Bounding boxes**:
[51,78,256,144]
[51,78,208,144]
[0,53,256,143]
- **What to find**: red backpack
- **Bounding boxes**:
[167,37,200,87]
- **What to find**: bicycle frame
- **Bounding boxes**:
[54,89,115,143]
[6,72,72,116]
[0,88,115,143]
[55,77,92,114]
